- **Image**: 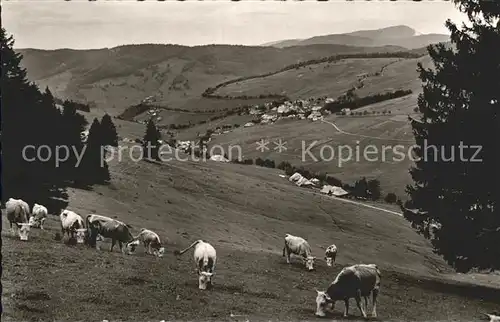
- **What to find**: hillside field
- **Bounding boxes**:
[3,148,500,321]
[215,58,402,99]
[17,44,408,116]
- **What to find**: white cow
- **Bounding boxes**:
[6,198,31,240]
[325,244,338,267]
[174,240,216,290]
[315,264,381,319]
[283,233,316,271]
[29,203,48,230]
[134,228,165,257]
[60,209,87,244]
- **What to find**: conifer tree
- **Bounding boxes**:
[142,118,161,161]
[80,118,111,184]
[100,113,119,147]
[367,179,381,201]
[402,1,500,272]
[1,28,73,209]
[60,99,88,182]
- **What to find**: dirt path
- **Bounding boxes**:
[321,118,415,143]
[320,192,403,217]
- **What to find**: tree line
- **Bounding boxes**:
[401,0,500,272]
[53,97,91,113]
[202,51,424,98]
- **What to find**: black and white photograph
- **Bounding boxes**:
[1,0,499,321]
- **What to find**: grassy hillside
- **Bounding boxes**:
[211,54,432,101]
[57,47,430,199]
[3,137,500,321]
[206,111,415,197]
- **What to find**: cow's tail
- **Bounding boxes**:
[282,235,289,257]
[8,204,23,224]
[85,215,97,247]
[370,264,382,287]
[174,239,202,256]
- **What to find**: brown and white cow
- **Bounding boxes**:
[60,209,87,244]
[134,228,165,257]
[86,214,139,254]
[6,198,32,241]
[174,240,216,290]
[324,244,338,267]
[315,264,381,319]
[283,233,316,271]
[29,203,48,230]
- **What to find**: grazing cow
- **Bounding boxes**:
[86,214,139,254]
[315,264,381,319]
[134,228,165,257]
[29,203,48,230]
[60,209,87,244]
[6,198,31,240]
[283,233,316,271]
[174,240,216,290]
[325,244,338,267]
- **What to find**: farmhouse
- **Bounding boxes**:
[310,178,321,187]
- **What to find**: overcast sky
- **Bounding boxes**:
[3,0,468,50]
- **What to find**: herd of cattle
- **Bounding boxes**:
[6,197,382,319]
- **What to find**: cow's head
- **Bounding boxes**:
[123,240,140,255]
[198,271,214,290]
[303,256,316,271]
[325,256,335,267]
[315,289,333,317]
[153,247,165,258]
[75,229,87,244]
[16,223,32,241]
